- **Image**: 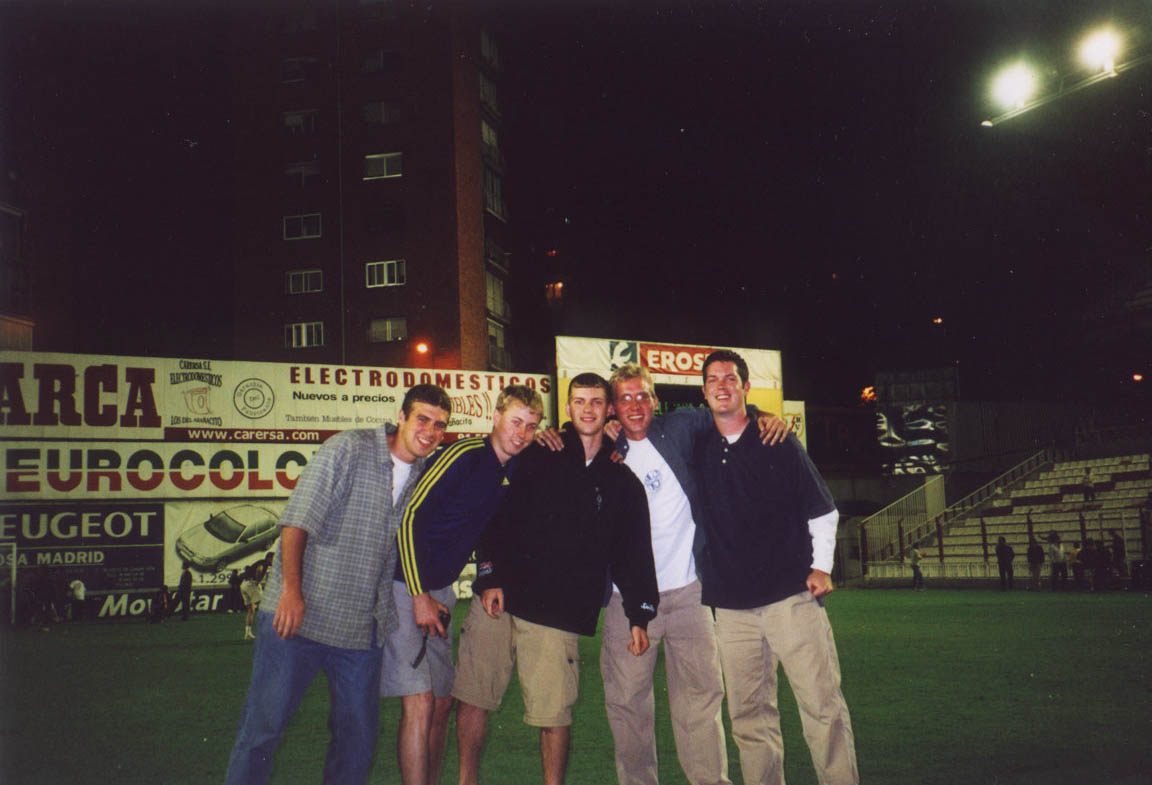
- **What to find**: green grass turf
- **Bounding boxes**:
[2,589,1150,785]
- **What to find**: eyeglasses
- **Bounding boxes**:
[616,392,651,405]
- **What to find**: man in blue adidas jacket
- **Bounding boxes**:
[382,385,544,785]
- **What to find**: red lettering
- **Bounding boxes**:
[320,367,330,384]
[334,368,347,385]
[403,372,415,386]
[119,368,161,428]
[33,363,82,427]
[247,451,273,490]
[83,364,118,426]
[290,366,301,383]
[385,371,396,386]
[86,450,122,492]
[126,450,164,491]
[304,367,315,384]
[0,363,31,426]
[170,450,205,491]
[470,374,481,390]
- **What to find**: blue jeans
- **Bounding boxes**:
[224,612,382,785]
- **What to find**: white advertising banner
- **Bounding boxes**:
[0,351,554,612]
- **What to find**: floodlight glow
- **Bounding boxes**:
[1079,29,1122,73]
[415,342,430,354]
[991,63,1038,109]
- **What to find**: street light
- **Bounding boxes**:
[1079,28,1121,73]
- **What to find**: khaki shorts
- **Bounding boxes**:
[451,596,580,727]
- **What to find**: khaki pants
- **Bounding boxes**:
[601,580,730,785]
[715,592,858,785]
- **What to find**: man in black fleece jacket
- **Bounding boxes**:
[452,373,659,785]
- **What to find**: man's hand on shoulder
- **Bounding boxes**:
[534,427,564,452]
[481,588,504,619]
[273,588,306,639]
[604,420,622,441]
[757,412,788,446]
[627,626,650,656]
[806,569,834,598]
[413,591,450,638]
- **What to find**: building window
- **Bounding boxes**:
[281,57,318,84]
[363,152,403,180]
[285,321,324,348]
[485,271,508,319]
[488,319,509,369]
[362,48,402,73]
[480,29,501,71]
[283,110,318,135]
[545,281,565,306]
[368,317,407,342]
[286,269,323,294]
[366,259,406,288]
[483,168,506,220]
[284,161,321,188]
[481,120,500,162]
[479,73,500,115]
[362,100,405,125]
[359,0,398,21]
[283,213,322,240]
[485,236,509,270]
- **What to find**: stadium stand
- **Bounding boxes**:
[865,453,1151,583]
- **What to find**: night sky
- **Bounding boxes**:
[4,0,1150,408]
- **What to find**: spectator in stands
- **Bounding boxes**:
[908,544,925,591]
[1068,541,1086,590]
[1046,533,1067,591]
[1081,469,1096,502]
[1108,530,1128,578]
[1026,537,1045,590]
[995,536,1015,591]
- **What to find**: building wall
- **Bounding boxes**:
[231,0,511,371]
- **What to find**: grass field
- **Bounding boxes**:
[2,589,1150,785]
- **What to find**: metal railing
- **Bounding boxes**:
[859,449,1054,572]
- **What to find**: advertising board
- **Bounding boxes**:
[0,351,553,619]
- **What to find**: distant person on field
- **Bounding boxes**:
[995,536,1015,591]
[68,576,86,622]
[1026,537,1045,590]
[241,564,263,640]
[1068,541,1086,589]
[172,562,193,620]
[1109,530,1127,578]
[1046,533,1066,591]
[227,568,243,613]
[908,544,925,591]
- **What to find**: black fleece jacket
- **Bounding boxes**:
[473,426,658,636]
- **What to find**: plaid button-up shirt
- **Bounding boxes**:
[262,425,426,649]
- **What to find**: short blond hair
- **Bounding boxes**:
[608,363,655,396]
[496,384,544,417]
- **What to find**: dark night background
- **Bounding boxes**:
[3,0,1149,408]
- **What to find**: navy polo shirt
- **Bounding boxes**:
[694,427,836,609]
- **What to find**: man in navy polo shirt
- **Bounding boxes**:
[694,350,858,785]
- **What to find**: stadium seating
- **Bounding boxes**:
[867,453,1151,581]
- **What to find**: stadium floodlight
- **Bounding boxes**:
[1079,28,1122,74]
[990,63,1038,110]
